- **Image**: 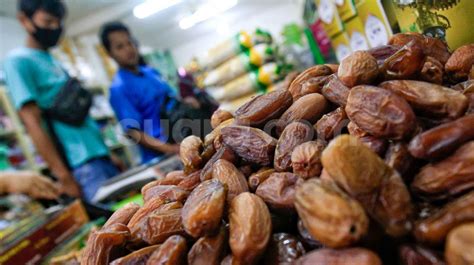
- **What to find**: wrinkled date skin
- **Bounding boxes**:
[131,202,185,245]
[382,40,425,80]
[359,135,388,156]
[180,136,204,174]
[200,146,236,181]
[177,170,202,192]
[256,172,301,212]
[277,93,328,134]
[421,56,444,84]
[384,142,415,180]
[221,125,277,166]
[263,233,306,265]
[110,245,161,265]
[146,235,187,265]
[82,203,139,265]
[445,44,474,81]
[414,191,474,245]
[234,89,293,127]
[142,185,189,204]
[408,114,474,160]
[295,248,382,265]
[291,140,325,179]
[338,51,380,87]
[295,179,369,248]
[388,32,451,65]
[289,65,333,100]
[211,109,233,129]
[315,107,348,142]
[274,122,313,172]
[188,226,227,265]
[367,45,401,66]
[203,118,235,152]
[142,171,186,193]
[212,159,248,203]
[380,80,468,120]
[321,135,414,237]
[322,74,350,107]
[463,81,474,114]
[445,223,474,265]
[128,198,165,230]
[182,179,226,238]
[399,245,445,265]
[412,141,474,200]
[229,192,272,265]
[248,167,276,192]
[346,85,417,140]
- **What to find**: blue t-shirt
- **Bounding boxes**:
[109,66,175,163]
[3,47,109,168]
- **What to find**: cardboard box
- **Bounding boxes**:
[315,0,345,37]
[345,16,371,51]
[0,201,89,265]
[355,0,393,48]
[331,32,352,62]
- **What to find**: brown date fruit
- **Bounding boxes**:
[367,45,401,66]
[82,223,131,265]
[131,202,185,245]
[142,185,189,204]
[295,178,369,248]
[321,135,414,237]
[337,51,379,87]
[142,171,186,194]
[382,40,425,80]
[188,226,227,265]
[146,235,187,265]
[399,245,445,265]
[234,89,293,127]
[110,245,161,265]
[380,80,468,120]
[414,191,474,245]
[220,255,234,265]
[297,219,324,250]
[248,167,275,192]
[238,164,253,178]
[315,107,348,142]
[274,122,313,172]
[212,159,248,203]
[359,135,388,156]
[384,142,415,180]
[445,44,474,81]
[203,118,234,150]
[325,63,339,73]
[182,179,226,238]
[346,85,417,140]
[445,223,474,265]
[281,71,299,90]
[388,32,450,65]
[408,114,474,160]
[412,141,474,200]
[128,197,165,229]
[277,93,328,134]
[221,125,277,166]
[201,142,216,163]
[291,140,325,179]
[321,74,350,107]
[263,233,306,265]
[177,170,201,191]
[229,192,272,265]
[256,172,301,212]
[211,109,233,129]
[200,146,236,181]
[462,80,474,114]
[421,56,444,84]
[289,65,332,100]
[103,202,140,228]
[180,136,203,174]
[295,248,382,265]
[347,121,369,137]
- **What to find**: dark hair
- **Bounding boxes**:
[18,0,66,19]
[100,21,131,52]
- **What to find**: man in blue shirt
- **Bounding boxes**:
[100,22,180,163]
[3,0,119,201]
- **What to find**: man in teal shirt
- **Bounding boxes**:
[3,0,118,201]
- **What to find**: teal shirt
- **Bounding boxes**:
[3,47,109,168]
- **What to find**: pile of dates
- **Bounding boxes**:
[82,33,474,265]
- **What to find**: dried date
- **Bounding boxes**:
[180,136,203,174]
[274,122,313,172]
[248,167,275,192]
[200,146,236,181]
[212,159,248,203]
[289,65,332,100]
[420,56,444,84]
[445,223,474,265]
[256,172,301,212]
[146,235,187,265]
[384,142,415,180]
[315,107,348,142]
[110,245,161,265]
[291,140,325,179]
[382,40,425,80]
[188,226,227,265]
[211,109,233,129]
[399,245,445,265]
[296,248,382,265]
[338,51,379,87]
[445,44,474,81]
[388,32,450,65]
[367,45,401,66]
[142,185,189,204]
[321,74,350,107]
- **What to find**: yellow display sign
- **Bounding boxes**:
[335,0,358,21]
[355,0,393,48]
[345,16,370,51]
[331,32,352,62]
[315,0,345,37]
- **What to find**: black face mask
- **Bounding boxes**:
[30,21,63,49]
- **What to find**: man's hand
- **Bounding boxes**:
[162,143,180,154]
[1,171,60,200]
[57,174,82,198]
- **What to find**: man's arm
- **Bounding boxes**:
[18,102,81,197]
[127,129,179,154]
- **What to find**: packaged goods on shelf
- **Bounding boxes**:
[202,43,275,87]
[196,28,272,70]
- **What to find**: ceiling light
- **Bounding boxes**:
[179,0,238,30]
[134,0,182,19]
